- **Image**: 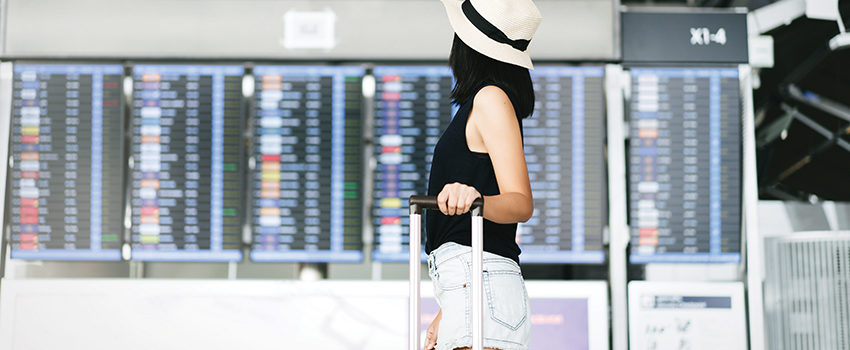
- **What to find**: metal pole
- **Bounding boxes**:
[409,207,421,350]
[605,64,629,350]
[740,65,766,350]
[470,205,484,350]
[0,62,14,282]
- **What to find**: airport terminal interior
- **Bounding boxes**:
[0,0,848,349]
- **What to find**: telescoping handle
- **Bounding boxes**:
[409,195,485,350]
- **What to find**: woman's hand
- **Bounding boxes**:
[437,182,481,216]
[425,310,442,349]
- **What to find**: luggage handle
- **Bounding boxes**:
[409,195,485,350]
[408,195,484,215]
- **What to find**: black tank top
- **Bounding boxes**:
[425,84,522,264]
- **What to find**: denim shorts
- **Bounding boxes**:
[427,242,531,350]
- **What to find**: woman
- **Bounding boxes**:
[424,0,542,349]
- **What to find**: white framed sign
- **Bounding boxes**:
[281,9,337,50]
[629,281,747,350]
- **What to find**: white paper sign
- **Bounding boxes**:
[281,9,336,50]
[629,281,747,350]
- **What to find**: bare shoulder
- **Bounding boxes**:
[471,85,517,122]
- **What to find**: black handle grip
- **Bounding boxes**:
[409,195,484,216]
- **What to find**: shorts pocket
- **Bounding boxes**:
[434,256,468,291]
[484,270,528,331]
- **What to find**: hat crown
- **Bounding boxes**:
[469,0,542,41]
[441,0,542,68]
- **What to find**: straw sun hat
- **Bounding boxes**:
[440,0,543,69]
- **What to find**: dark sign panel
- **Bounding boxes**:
[622,11,748,64]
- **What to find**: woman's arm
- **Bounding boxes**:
[436,86,533,224]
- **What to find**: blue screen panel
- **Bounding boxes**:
[129,64,244,262]
[8,63,125,261]
[249,65,365,263]
[627,67,742,264]
[371,66,454,262]
[518,66,606,264]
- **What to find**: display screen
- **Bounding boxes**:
[7,64,124,260]
[249,66,364,262]
[371,65,607,263]
[518,66,606,263]
[371,66,454,262]
[627,67,741,263]
[129,65,244,261]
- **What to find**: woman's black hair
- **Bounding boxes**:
[448,34,535,119]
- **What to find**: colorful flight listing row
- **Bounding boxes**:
[9,64,124,260]
[628,67,742,263]
[250,66,364,262]
[371,66,455,262]
[130,65,244,261]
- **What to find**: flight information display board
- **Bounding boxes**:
[7,64,124,260]
[371,66,454,262]
[249,66,364,262]
[518,66,606,263]
[371,65,607,263]
[129,65,244,261]
[628,67,742,263]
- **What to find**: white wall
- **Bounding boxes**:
[0,279,609,350]
[2,0,618,60]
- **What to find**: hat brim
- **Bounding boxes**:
[441,0,534,70]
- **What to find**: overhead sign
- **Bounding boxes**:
[281,9,337,50]
[622,11,748,63]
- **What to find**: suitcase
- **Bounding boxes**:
[408,195,485,350]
